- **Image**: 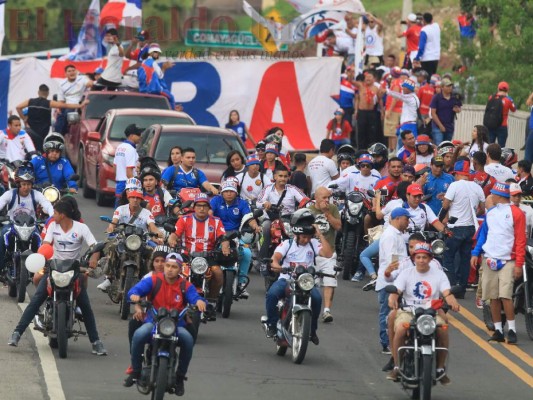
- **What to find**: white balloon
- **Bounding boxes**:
[25,253,46,274]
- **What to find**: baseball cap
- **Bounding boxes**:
[265,143,279,155]
[127,189,143,199]
[193,192,211,206]
[94,67,104,74]
[453,160,470,176]
[431,156,445,166]
[407,184,424,196]
[402,164,416,176]
[413,242,433,256]
[402,79,416,91]
[441,77,453,87]
[391,208,413,219]
[165,252,184,265]
[498,81,509,91]
[407,13,417,22]
[490,182,510,198]
[416,135,431,145]
[124,124,143,137]
[357,154,374,165]
[334,108,344,116]
[510,183,522,195]
[246,154,260,166]
[221,180,238,194]
[148,43,162,54]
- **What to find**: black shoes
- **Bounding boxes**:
[8,331,21,347]
[382,357,394,372]
[488,330,505,343]
[266,325,277,338]
[310,333,319,345]
[507,329,517,344]
[174,375,187,396]
[123,371,140,387]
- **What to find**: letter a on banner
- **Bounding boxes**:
[249,62,314,149]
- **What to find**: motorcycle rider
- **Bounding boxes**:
[210,180,261,298]
[140,164,172,217]
[126,253,207,395]
[329,154,381,198]
[368,142,389,176]
[0,162,54,278]
[8,198,107,355]
[256,165,307,274]
[0,115,36,162]
[167,193,231,318]
[31,134,78,193]
[266,209,333,344]
[235,154,267,201]
[418,155,454,215]
[387,243,460,384]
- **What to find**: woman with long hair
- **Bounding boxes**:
[466,125,489,159]
[225,110,256,146]
[221,150,246,181]
[326,109,352,148]
[161,146,182,190]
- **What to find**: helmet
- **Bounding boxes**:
[15,161,35,183]
[239,213,260,245]
[357,154,374,166]
[140,165,162,182]
[501,147,517,167]
[337,144,356,156]
[139,156,159,170]
[437,141,455,156]
[43,133,65,152]
[290,209,316,235]
[368,142,388,170]
[337,152,354,166]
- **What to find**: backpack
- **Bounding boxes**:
[483,94,504,130]
[8,189,38,213]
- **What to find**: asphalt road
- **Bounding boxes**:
[1,195,532,400]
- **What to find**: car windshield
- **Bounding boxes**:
[153,133,245,164]
[109,116,193,141]
[85,94,170,119]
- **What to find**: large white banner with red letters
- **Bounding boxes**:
[1,57,342,151]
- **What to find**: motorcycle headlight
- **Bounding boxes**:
[125,234,142,251]
[416,314,436,336]
[296,273,315,291]
[191,257,208,274]
[51,270,75,288]
[43,187,60,204]
[158,317,176,337]
[14,225,34,242]
[348,202,363,215]
[431,239,445,256]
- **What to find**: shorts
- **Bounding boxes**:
[481,258,515,300]
[384,112,401,137]
[315,254,337,287]
[394,310,446,332]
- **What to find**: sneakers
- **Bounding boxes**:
[92,340,108,356]
[507,329,518,344]
[310,333,319,345]
[362,278,377,292]
[266,325,277,338]
[475,298,484,309]
[97,278,112,292]
[382,357,394,372]
[436,369,451,385]
[351,271,364,282]
[488,330,505,343]
[322,310,333,323]
[123,371,140,387]
[8,331,21,347]
[174,375,187,396]
[381,345,392,355]
[238,284,250,299]
[386,367,399,381]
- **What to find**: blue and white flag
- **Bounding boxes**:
[62,0,102,61]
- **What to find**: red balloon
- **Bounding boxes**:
[37,243,54,260]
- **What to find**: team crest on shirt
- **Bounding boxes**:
[40,165,46,170]
[71,232,78,239]
[58,164,63,171]
[208,226,214,232]
[307,251,313,258]
[175,294,181,302]
[232,208,239,216]
[255,179,262,186]
[20,202,26,207]
[413,281,432,299]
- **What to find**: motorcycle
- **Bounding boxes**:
[384,285,461,400]
[34,174,80,206]
[0,214,41,302]
[100,216,158,320]
[134,301,196,400]
[261,265,335,364]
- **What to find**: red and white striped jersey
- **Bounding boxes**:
[174,214,226,252]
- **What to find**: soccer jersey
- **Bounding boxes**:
[174,214,226,252]
[112,205,155,231]
[44,220,96,260]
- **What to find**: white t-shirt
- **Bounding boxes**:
[519,203,533,237]
[236,171,266,201]
[0,130,36,162]
[275,238,322,280]
[114,141,138,181]
[365,25,384,56]
[405,203,438,240]
[112,205,155,231]
[101,44,123,84]
[376,225,408,291]
[484,163,515,183]
[468,142,488,159]
[394,265,451,310]
[387,90,419,124]
[307,155,338,195]
[57,75,90,104]
[256,184,306,215]
[44,220,96,260]
[416,153,433,166]
[0,189,54,219]
[329,170,380,198]
[385,255,444,283]
[444,180,485,228]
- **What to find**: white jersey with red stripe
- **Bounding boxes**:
[256,184,306,215]
[175,214,226,253]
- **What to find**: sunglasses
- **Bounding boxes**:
[359,164,372,169]
[256,147,266,152]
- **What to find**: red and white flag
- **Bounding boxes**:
[100,0,142,28]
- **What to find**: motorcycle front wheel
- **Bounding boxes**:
[291,310,311,364]
[342,230,357,280]
[57,302,69,359]
[120,266,135,320]
[152,357,168,400]
[419,354,433,400]
[526,292,533,340]
[221,270,235,319]
[17,257,28,303]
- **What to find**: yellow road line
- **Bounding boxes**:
[448,315,533,388]
[458,307,533,368]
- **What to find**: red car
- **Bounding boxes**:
[64,91,172,169]
[138,125,247,189]
[81,109,195,205]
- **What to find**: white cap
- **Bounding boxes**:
[407,13,417,22]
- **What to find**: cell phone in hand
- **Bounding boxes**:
[391,254,400,263]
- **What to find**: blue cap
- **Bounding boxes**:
[391,208,413,219]
[94,67,104,74]
[402,79,416,92]
[490,182,510,198]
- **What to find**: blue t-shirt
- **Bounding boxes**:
[31,156,78,190]
[226,121,247,142]
[430,93,462,133]
[161,165,208,191]
[210,195,251,231]
[423,172,454,214]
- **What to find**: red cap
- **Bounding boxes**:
[407,184,424,196]
[127,189,144,199]
[498,81,509,91]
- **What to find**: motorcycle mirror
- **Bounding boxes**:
[99,216,113,223]
[91,241,106,253]
[164,222,176,233]
[367,189,376,197]
[328,184,338,189]
[69,174,80,182]
[448,216,458,225]
[226,231,239,241]
[253,209,264,220]
[25,253,46,273]
[449,285,463,296]
[182,200,193,209]
[384,285,399,294]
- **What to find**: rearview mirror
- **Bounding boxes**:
[99,215,112,223]
[384,285,399,294]
[69,174,80,182]
[253,209,264,220]
[87,131,100,142]
[164,222,176,233]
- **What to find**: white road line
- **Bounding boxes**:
[19,299,67,400]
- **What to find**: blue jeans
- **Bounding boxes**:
[489,125,508,147]
[526,129,533,162]
[53,109,68,134]
[115,180,126,208]
[431,127,453,145]
[358,239,379,275]
[265,279,321,334]
[0,225,10,273]
[130,322,194,375]
[378,289,390,347]
[443,225,476,291]
[238,242,252,285]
